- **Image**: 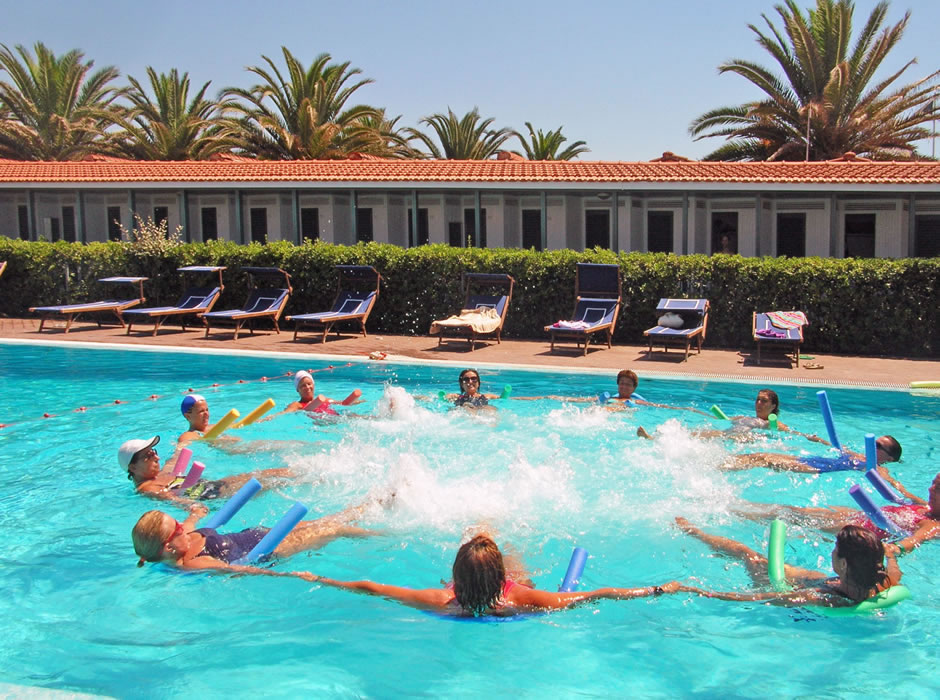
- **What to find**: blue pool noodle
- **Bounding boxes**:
[598,392,611,404]
[632,393,646,402]
[865,470,907,505]
[559,547,588,592]
[816,391,842,451]
[203,477,262,530]
[236,502,309,564]
[849,486,907,538]
[864,434,877,471]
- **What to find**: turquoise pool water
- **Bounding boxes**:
[1,341,938,698]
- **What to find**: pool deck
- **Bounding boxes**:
[1,317,936,388]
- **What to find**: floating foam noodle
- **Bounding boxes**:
[559,547,588,592]
[816,391,842,451]
[598,392,611,404]
[180,461,204,489]
[203,477,261,530]
[201,408,240,440]
[232,399,275,428]
[865,434,877,471]
[632,393,646,402]
[235,502,309,564]
[909,381,940,389]
[500,385,512,399]
[171,447,193,477]
[710,405,730,420]
[865,470,907,505]
[767,520,790,592]
[340,390,362,406]
[848,485,908,538]
[768,414,778,431]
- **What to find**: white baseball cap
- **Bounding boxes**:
[118,436,160,471]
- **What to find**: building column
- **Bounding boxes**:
[411,190,418,248]
[908,194,916,257]
[350,189,358,242]
[829,195,839,258]
[473,190,481,247]
[26,190,36,241]
[292,189,300,244]
[540,191,547,251]
[235,190,243,244]
[127,190,136,233]
[76,190,86,243]
[611,191,619,253]
[179,190,190,242]
[681,193,690,254]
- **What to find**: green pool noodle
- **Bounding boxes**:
[768,413,779,430]
[710,404,730,420]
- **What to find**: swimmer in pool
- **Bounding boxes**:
[732,471,940,556]
[132,497,379,573]
[442,369,499,410]
[120,435,292,502]
[178,394,225,445]
[675,518,903,607]
[294,532,681,616]
[271,369,364,418]
[720,434,901,473]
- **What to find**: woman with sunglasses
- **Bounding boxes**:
[132,497,378,572]
[443,369,500,410]
[119,436,292,502]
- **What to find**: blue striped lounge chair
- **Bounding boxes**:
[29,276,148,333]
[643,298,710,361]
[287,265,382,343]
[201,267,292,340]
[753,311,807,367]
[544,263,621,355]
[123,266,225,336]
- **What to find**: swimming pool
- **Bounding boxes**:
[1,341,937,698]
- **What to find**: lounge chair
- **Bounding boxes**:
[29,276,148,333]
[544,263,621,355]
[643,298,710,361]
[287,265,382,343]
[201,267,292,340]
[0,261,6,278]
[430,273,515,351]
[123,266,225,336]
[753,311,808,367]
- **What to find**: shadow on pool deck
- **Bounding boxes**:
[1,316,937,388]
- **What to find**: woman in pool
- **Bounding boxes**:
[721,434,901,473]
[295,532,680,616]
[178,394,220,445]
[272,369,363,417]
[132,499,377,573]
[442,368,499,410]
[675,518,903,607]
[732,470,940,556]
[120,435,292,501]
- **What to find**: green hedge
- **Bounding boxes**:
[0,236,936,357]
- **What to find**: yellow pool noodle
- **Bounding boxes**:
[201,408,240,440]
[233,398,276,428]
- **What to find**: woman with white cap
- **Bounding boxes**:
[119,435,292,501]
[272,369,363,417]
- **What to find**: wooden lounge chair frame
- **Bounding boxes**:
[124,266,225,336]
[433,272,515,352]
[287,265,382,343]
[29,276,148,333]
[201,267,292,340]
[643,298,710,361]
[753,311,806,367]
[544,263,621,355]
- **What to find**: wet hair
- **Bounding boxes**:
[617,369,638,388]
[452,534,506,615]
[835,525,887,590]
[132,511,170,567]
[879,435,902,462]
[757,389,780,414]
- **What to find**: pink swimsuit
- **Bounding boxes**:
[302,401,339,416]
[852,503,930,537]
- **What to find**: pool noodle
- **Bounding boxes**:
[864,434,877,471]
[768,414,778,431]
[500,385,512,399]
[815,391,842,451]
[340,390,361,406]
[848,485,908,538]
[180,461,204,489]
[559,547,588,592]
[710,405,729,420]
[598,392,611,404]
[203,477,261,530]
[171,447,193,477]
[632,393,646,402]
[232,399,275,428]
[236,502,309,564]
[767,520,789,592]
[201,408,240,440]
[865,470,907,505]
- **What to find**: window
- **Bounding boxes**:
[844,213,875,258]
[107,206,122,241]
[300,207,319,241]
[250,207,267,243]
[914,215,940,257]
[201,207,218,241]
[407,208,429,246]
[776,213,806,257]
[62,206,76,242]
[711,211,738,254]
[17,205,29,240]
[522,209,542,250]
[585,210,610,249]
[48,217,61,242]
[153,206,168,228]
[464,208,486,247]
[356,208,373,242]
[647,212,673,253]
[448,222,462,247]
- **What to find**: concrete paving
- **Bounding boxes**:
[3,316,937,389]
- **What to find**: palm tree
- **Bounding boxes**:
[407,108,513,159]
[113,67,230,160]
[689,0,940,161]
[220,48,380,159]
[0,42,125,160]
[355,108,423,158]
[511,122,589,160]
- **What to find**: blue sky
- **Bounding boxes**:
[4,0,939,159]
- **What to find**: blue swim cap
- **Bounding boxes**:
[181,394,206,415]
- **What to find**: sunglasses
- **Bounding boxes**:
[460,376,480,384]
[133,447,158,465]
[162,520,184,550]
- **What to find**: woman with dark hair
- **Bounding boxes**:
[296,533,680,616]
[442,369,500,410]
[675,518,903,607]
[722,434,901,473]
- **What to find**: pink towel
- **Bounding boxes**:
[766,311,807,329]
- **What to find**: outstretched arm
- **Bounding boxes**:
[875,467,925,505]
[888,519,940,557]
[680,585,848,608]
[297,573,453,610]
[509,581,680,610]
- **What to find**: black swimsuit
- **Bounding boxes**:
[195,527,269,563]
[454,393,489,408]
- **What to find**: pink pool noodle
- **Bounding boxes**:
[180,461,205,489]
[172,447,193,476]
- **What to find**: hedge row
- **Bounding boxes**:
[0,237,937,357]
